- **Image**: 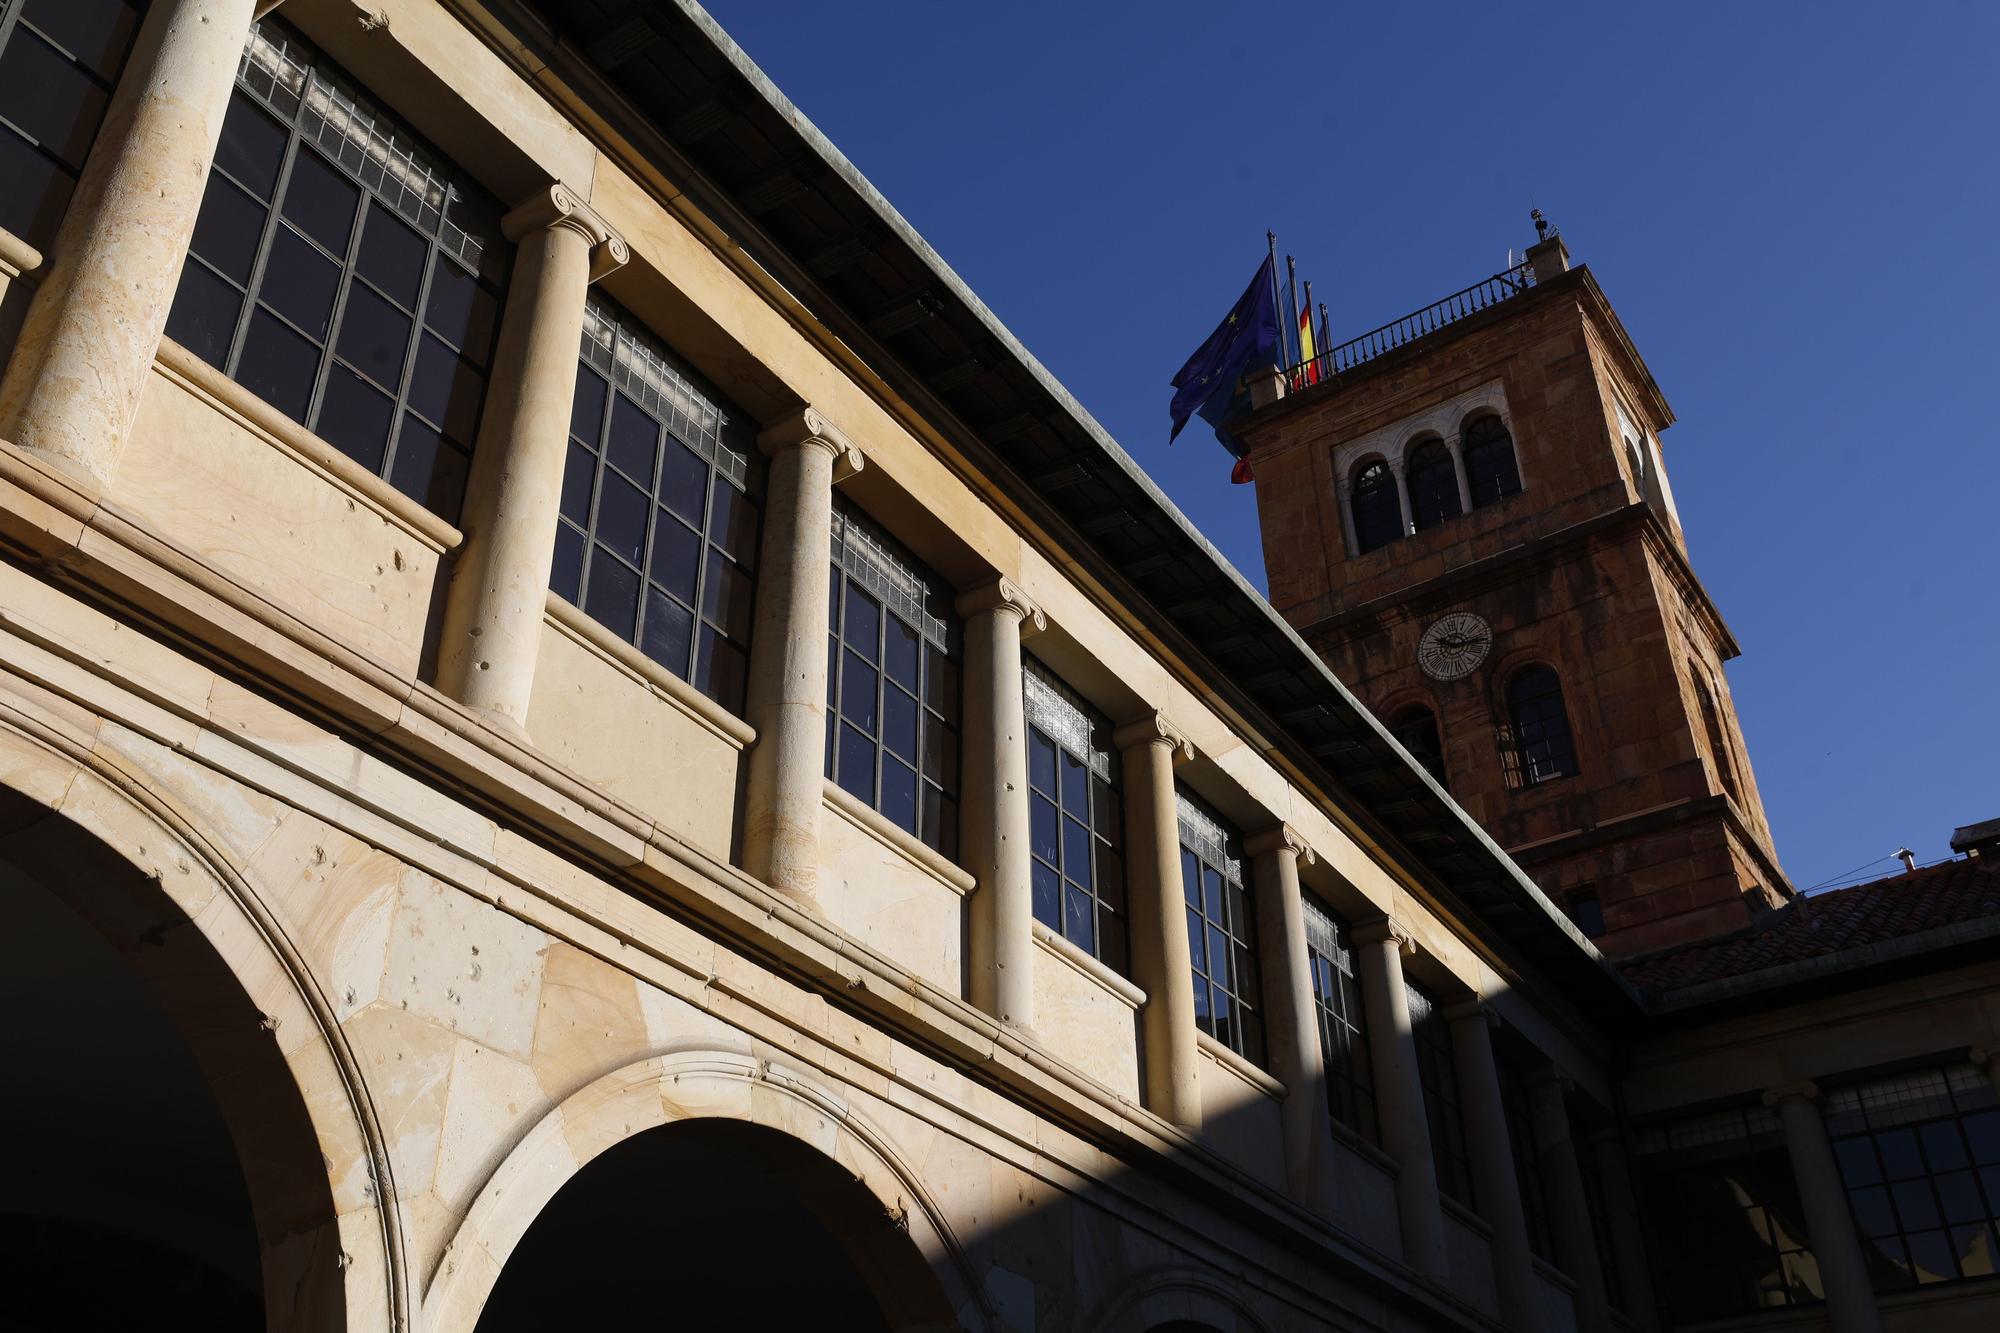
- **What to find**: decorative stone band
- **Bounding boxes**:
[1762,1080,1822,1108]
[953,577,1045,636]
[757,404,864,480]
[1111,711,1193,764]
[1352,914,1416,954]
[1245,823,1316,867]
[501,183,630,281]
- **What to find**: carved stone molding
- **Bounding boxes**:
[954,576,1046,636]
[1245,823,1316,867]
[501,182,629,281]
[756,404,864,480]
[1111,711,1193,765]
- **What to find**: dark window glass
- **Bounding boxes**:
[1407,438,1462,530]
[1303,895,1374,1140]
[0,0,144,267]
[825,500,959,857]
[1350,458,1402,554]
[1826,1064,2000,1293]
[164,18,506,521]
[1391,707,1447,790]
[1508,665,1579,785]
[1496,1055,1558,1261]
[1693,662,1745,805]
[1407,981,1474,1206]
[1568,889,1605,938]
[1178,791,1262,1063]
[1635,1106,1824,1319]
[1023,659,1127,973]
[1463,414,1522,508]
[553,294,762,715]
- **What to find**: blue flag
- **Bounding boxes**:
[1168,254,1281,446]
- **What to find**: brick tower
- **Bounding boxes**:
[1234,224,1789,954]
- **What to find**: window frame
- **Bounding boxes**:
[1350,456,1403,554]
[1303,893,1375,1140]
[1177,789,1263,1064]
[1407,979,1475,1207]
[824,500,961,857]
[1023,656,1128,972]
[163,17,508,520]
[1462,413,1522,509]
[1508,664,1580,786]
[552,293,763,714]
[1406,436,1462,531]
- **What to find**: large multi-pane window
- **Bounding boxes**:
[552,295,761,713]
[1302,894,1374,1139]
[1022,658,1127,971]
[1350,458,1402,553]
[1496,1054,1557,1261]
[1827,1062,2000,1291]
[1406,438,1462,530]
[1463,413,1522,508]
[824,500,960,856]
[1634,1105,1823,1319]
[1407,980,1474,1206]
[0,0,146,290]
[1508,665,1579,786]
[165,19,506,520]
[1177,791,1262,1062]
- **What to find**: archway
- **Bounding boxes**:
[475,1117,948,1331]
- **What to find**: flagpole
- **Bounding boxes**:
[1285,254,1301,374]
[1266,231,1287,369]
[1319,302,1332,373]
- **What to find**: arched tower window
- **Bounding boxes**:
[1406,438,1462,531]
[1691,662,1743,805]
[1508,665,1578,785]
[1462,414,1522,508]
[1350,458,1402,553]
[1391,706,1448,790]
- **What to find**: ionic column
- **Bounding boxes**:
[958,577,1044,1031]
[1586,1124,1660,1333]
[1353,916,1449,1278]
[1389,458,1415,537]
[1524,1069,1612,1333]
[1448,438,1474,513]
[1248,824,1323,1205]
[1765,1082,1884,1333]
[1114,711,1198,1127]
[0,0,259,483]
[436,185,626,733]
[1445,1001,1536,1331]
[739,406,862,901]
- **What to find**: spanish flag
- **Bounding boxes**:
[1297,280,1320,386]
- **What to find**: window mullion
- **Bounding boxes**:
[224,128,303,378]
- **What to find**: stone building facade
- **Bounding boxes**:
[0,2,1995,1332]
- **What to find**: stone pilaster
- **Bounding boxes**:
[1525,1068,1611,1332]
[1445,1000,1536,1331]
[1353,915,1449,1278]
[1765,1081,1884,1333]
[739,406,862,901]
[1247,823,1324,1205]
[1114,710,1198,1127]
[436,184,627,734]
[0,0,260,484]
[958,576,1044,1031]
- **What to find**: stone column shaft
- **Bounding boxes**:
[1446,1002,1537,1331]
[1334,480,1360,559]
[1526,1070,1612,1332]
[740,407,861,900]
[1115,712,1198,1127]
[1449,438,1475,513]
[0,0,259,483]
[959,578,1043,1031]
[1248,824,1324,1205]
[1587,1126,1660,1332]
[436,185,625,732]
[1767,1082,1884,1333]
[1389,459,1415,537]
[1353,916,1449,1277]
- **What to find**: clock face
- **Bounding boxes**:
[1417,612,1493,681]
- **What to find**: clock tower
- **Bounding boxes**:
[1233,226,1789,955]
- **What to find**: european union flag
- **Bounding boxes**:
[1168,254,1281,447]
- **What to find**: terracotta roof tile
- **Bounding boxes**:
[1620,856,2000,992]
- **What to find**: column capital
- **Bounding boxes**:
[954,576,1045,636]
[1245,823,1315,866]
[1523,1064,1576,1098]
[1112,711,1193,764]
[502,182,629,281]
[1441,996,1497,1029]
[757,405,864,480]
[1352,914,1414,953]
[1763,1080,1821,1108]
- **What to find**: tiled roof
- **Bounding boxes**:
[1621,856,2000,992]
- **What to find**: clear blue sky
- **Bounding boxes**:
[701,0,1999,893]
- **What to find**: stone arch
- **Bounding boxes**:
[0,707,405,1330]
[424,1049,991,1332]
[1088,1265,1275,1333]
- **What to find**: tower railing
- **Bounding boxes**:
[1288,260,1537,387]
